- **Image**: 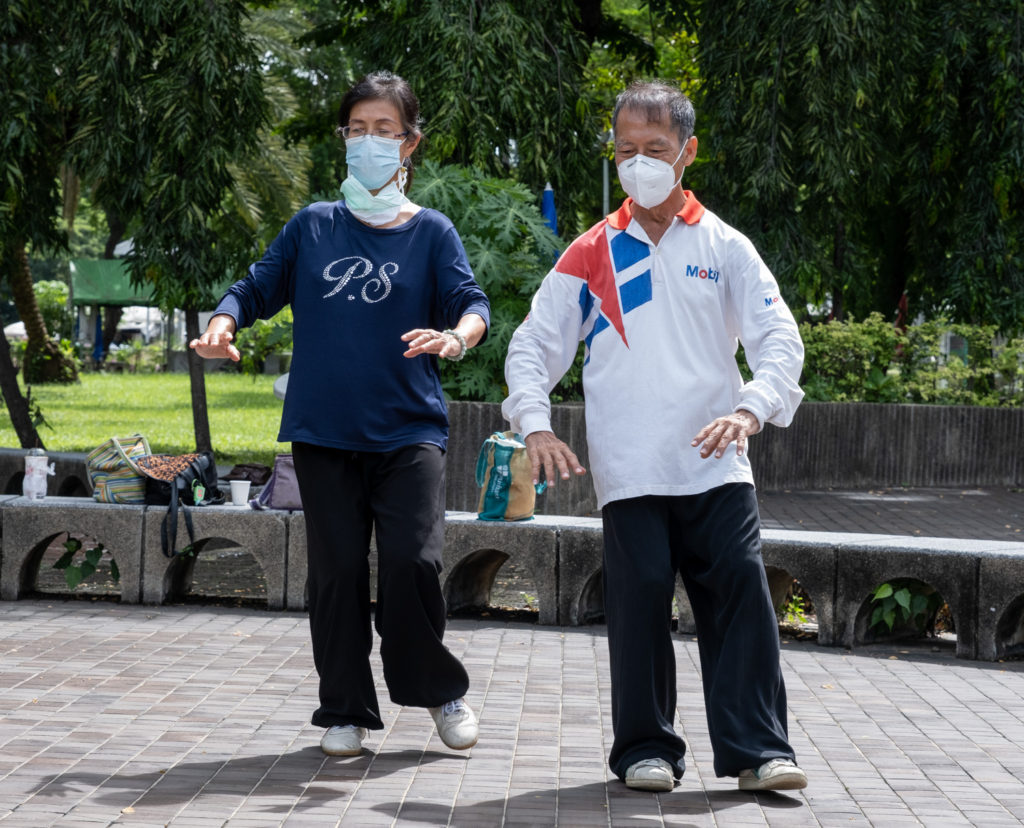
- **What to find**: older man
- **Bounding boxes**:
[503,81,807,793]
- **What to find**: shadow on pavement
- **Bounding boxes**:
[370,781,804,823]
[32,746,804,823]
[32,746,460,816]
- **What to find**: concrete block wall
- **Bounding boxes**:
[445,401,596,516]
[445,402,1024,514]
[1,401,1018,519]
[0,449,91,498]
[751,402,1024,490]
[443,513,560,625]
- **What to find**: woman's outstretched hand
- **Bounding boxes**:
[189,315,240,361]
[401,328,463,360]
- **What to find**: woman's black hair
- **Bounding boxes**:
[337,71,423,188]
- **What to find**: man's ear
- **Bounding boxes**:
[683,135,698,166]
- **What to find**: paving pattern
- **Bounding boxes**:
[2,487,1023,826]
[0,599,1023,827]
[757,487,1023,542]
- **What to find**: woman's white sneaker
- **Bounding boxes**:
[738,758,807,791]
[320,725,366,756]
[625,758,675,792]
[428,699,479,750]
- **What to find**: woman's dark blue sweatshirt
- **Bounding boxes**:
[214,201,490,451]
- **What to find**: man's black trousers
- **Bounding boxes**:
[601,483,796,779]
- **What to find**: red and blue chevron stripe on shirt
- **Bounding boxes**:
[554,195,705,363]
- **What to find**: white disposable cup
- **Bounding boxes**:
[230,480,252,505]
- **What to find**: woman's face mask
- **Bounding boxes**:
[341,170,409,226]
[345,134,405,191]
[616,144,686,209]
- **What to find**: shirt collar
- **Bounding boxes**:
[606,192,706,231]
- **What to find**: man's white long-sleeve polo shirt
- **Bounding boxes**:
[503,194,805,508]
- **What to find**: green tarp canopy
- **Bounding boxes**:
[69,259,238,307]
[70,259,155,307]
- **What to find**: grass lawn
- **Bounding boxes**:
[0,373,289,467]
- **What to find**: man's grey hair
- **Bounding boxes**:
[612,81,695,144]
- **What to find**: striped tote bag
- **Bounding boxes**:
[86,434,151,504]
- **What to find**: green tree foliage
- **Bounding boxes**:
[586,0,700,125]
[223,5,313,252]
[800,314,903,403]
[0,0,81,447]
[276,0,357,198]
[3,0,276,448]
[82,9,265,311]
[67,0,269,452]
[411,160,564,401]
[234,308,294,376]
[0,0,80,394]
[679,0,1024,333]
[0,2,66,258]
[33,281,73,342]
[299,0,601,233]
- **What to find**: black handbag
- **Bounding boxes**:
[136,451,224,557]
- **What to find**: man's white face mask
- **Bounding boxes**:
[617,143,686,209]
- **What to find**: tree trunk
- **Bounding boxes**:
[102,305,123,350]
[831,221,846,322]
[875,201,911,319]
[7,241,78,384]
[0,322,44,449]
[103,209,125,260]
[100,210,127,351]
[185,307,213,454]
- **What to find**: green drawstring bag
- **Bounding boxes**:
[475,431,545,521]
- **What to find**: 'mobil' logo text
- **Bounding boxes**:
[685,264,720,283]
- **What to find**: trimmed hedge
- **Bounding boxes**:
[798,314,1024,406]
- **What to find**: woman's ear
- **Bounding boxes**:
[402,132,422,158]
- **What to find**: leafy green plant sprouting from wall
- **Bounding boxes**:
[52,536,118,591]
[776,578,813,626]
[868,579,943,636]
[783,594,809,626]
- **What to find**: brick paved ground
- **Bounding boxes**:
[1,600,1023,827]
[757,487,1023,542]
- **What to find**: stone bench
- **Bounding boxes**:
[141,502,290,608]
[283,512,565,624]
[1,496,147,602]
[435,513,1024,662]
[3,498,1024,660]
[0,496,293,609]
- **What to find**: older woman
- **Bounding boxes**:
[191,71,489,757]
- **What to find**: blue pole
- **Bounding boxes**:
[542,182,558,237]
[92,308,103,363]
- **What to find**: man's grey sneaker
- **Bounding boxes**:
[625,758,675,792]
[738,758,807,791]
[428,698,479,750]
[320,725,366,756]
